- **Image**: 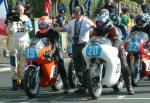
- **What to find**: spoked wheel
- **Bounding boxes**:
[132,59,141,86]
[68,59,79,88]
[24,66,40,98]
[87,62,103,99]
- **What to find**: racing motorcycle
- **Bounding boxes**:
[23,38,63,98]
[82,36,124,99]
[126,31,150,86]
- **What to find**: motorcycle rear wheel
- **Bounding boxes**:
[24,66,40,98]
[68,59,78,88]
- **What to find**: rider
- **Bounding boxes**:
[92,9,134,95]
[111,13,129,41]
[35,16,69,94]
[131,13,150,36]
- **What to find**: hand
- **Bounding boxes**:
[43,51,53,61]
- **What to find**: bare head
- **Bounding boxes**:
[16,4,25,16]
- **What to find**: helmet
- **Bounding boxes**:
[110,13,121,26]
[135,13,147,28]
[38,16,51,33]
[96,9,110,28]
[96,9,109,22]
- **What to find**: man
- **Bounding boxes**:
[121,8,132,31]
[54,5,95,94]
[56,8,66,27]
[69,0,80,18]
[35,16,69,94]
[131,13,150,37]
[6,4,33,90]
[103,0,118,15]
[92,9,134,95]
[111,13,129,41]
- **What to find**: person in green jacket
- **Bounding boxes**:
[121,8,132,31]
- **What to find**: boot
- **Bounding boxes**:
[127,84,135,95]
[125,76,135,95]
[62,78,70,94]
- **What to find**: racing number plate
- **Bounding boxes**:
[25,47,39,59]
[127,42,140,52]
[86,44,101,57]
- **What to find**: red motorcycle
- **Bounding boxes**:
[24,38,63,98]
[126,31,150,86]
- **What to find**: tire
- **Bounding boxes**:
[23,66,40,98]
[132,58,141,86]
[68,59,78,88]
[87,63,103,99]
[51,74,63,91]
[113,74,124,92]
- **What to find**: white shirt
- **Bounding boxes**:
[64,16,94,44]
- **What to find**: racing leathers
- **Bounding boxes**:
[92,22,134,95]
[35,28,69,93]
[7,15,33,89]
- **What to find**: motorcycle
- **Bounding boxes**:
[126,31,150,86]
[82,36,124,99]
[23,38,63,98]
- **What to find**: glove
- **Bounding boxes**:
[43,51,53,61]
[23,20,33,32]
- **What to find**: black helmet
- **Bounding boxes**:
[135,13,147,28]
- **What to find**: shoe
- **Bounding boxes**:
[64,90,69,94]
[74,87,86,94]
[127,89,135,95]
[127,85,135,95]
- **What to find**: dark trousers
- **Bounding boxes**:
[118,47,132,89]
[72,43,87,88]
[54,48,67,80]
[53,47,69,90]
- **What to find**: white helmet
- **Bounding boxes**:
[96,9,110,23]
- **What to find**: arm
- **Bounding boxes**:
[54,26,66,32]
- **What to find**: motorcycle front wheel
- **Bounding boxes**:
[24,66,40,98]
[132,58,141,86]
[68,59,78,88]
[87,62,103,99]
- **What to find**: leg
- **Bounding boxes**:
[72,44,87,94]
[55,48,69,94]
[118,49,134,95]
[10,50,18,90]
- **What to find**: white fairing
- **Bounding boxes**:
[82,37,121,87]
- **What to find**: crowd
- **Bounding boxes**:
[5,0,150,96]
